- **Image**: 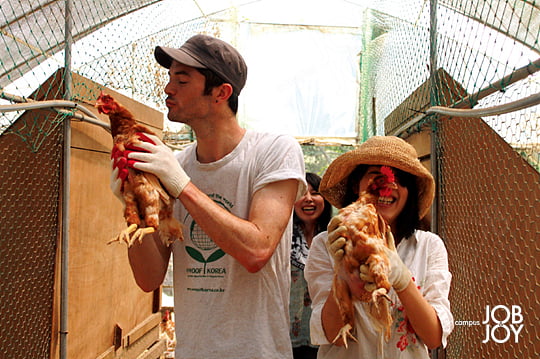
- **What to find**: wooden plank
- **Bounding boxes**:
[120,324,161,359]
[125,313,162,348]
[137,338,168,359]
[95,346,115,359]
[95,314,163,359]
[67,74,163,358]
[33,69,165,359]
[384,68,468,135]
[407,131,431,165]
[67,145,155,358]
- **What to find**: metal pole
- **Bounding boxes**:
[429,3,441,357]
[60,0,73,358]
[389,58,540,137]
[429,4,442,350]
[429,0,439,239]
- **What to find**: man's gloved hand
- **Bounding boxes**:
[109,132,158,203]
[359,230,412,293]
[326,215,347,265]
[127,133,190,198]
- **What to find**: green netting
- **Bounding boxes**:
[360,1,539,169]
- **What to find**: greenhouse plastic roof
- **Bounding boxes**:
[1,0,539,139]
[4,0,538,88]
[1,0,156,88]
[0,0,368,88]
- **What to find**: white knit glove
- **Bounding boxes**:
[127,133,190,198]
[359,230,412,293]
[385,230,412,292]
[326,214,347,265]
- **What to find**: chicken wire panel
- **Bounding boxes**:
[0,0,160,88]
[474,74,540,172]
[0,112,63,359]
[360,6,432,139]
[0,70,67,152]
[436,115,539,359]
[74,16,214,116]
[1,4,216,147]
[439,0,540,53]
[360,0,539,169]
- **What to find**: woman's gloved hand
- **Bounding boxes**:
[325,215,347,265]
[359,230,412,293]
[384,230,412,292]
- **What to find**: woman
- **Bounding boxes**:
[305,136,453,358]
[290,173,332,359]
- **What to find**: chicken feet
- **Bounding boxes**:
[332,323,358,349]
[108,224,155,247]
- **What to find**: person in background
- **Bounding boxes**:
[290,172,332,359]
[305,136,453,358]
[111,34,306,358]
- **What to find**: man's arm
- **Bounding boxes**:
[179,179,298,272]
[125,133,301,274]
[127,232,172,292]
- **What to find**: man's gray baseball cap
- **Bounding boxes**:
[155,34,247,95]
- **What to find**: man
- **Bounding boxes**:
[112,34,306,358]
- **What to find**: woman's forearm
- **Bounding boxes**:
[397,280,442,349]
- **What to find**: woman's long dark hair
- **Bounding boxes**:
[294,172,333,234]
[342,165,421,241]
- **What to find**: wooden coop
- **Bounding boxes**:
[0,70,170,359]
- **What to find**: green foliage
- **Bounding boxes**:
[301,144,352,176]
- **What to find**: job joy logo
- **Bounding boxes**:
[482,305,523,344]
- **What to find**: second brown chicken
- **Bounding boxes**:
[331,166,396,348]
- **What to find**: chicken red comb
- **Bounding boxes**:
[380,166,395,183]
[378,166,395,197]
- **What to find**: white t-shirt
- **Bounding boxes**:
[305,230,454,359]
[172,130,306,359]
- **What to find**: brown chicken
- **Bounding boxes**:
[332,166,397,349]
[96,92,182,247]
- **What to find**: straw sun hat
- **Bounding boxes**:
[320,136,435,219]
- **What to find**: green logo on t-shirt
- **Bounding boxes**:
[185,195,231,277]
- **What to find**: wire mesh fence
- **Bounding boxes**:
[360,0,539,170]
[0,110,63,358]
[435,113,539,359]
[0,0,539,358]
